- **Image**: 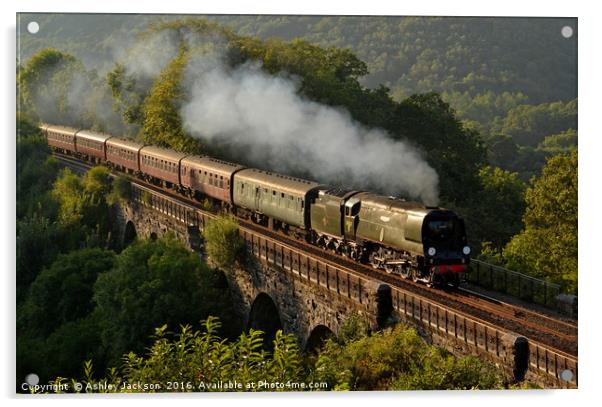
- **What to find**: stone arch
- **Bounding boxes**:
[247,293,283,351]
[123,220,137,246]
[149,232,158,241]
[305,324,335,353]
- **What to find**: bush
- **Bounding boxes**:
[311,320,502,390]
[108,174,132,204]
[47,318,303,393]
[202,214,245,269]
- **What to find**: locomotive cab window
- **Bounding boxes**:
[426,219,455,241]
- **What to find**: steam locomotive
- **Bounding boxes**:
[40,123,470,287]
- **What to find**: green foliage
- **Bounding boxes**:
[107,174,132,205]
[106,63,146,133]
[17,48,80,119]
[141,48,203,153]
[93,235,237,364]
[49,318,303,393]
[460,166,527,251]
[16,215,61,299]
[202,214,245,269]
[19,47,127,133]
[496,99,577,147]
[332,312,371,345]
[52,166,113,240]
[16,118,61,220]
[48,315,511,393]
[392,93,487,205]
[502,151,578,293]
[16,248,113,384]
[539,129,577,154]
[16,115,65,301]
[18,248,116,337]
[141,190,152,206]
[312,322,501,390]
[19,312,106,384]
[390,349,499,390]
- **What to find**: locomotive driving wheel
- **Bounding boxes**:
[368,251,382,269]
[411,269,419,283]
[384,264,396,274]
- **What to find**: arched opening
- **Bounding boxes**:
[123,221,137,246]
[247,293,282,351]
[149,232,158,241]
[305,324,334,353]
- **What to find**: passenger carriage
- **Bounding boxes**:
[180,155,245,205]
[75,129,112,163]
[106,138,144,174]
[41,124,78,155]
[139,146,187,187]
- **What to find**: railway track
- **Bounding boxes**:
[54,153,578,357]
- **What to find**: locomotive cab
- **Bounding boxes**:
[422,211,470,286]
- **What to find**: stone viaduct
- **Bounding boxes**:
[111,182,577,388]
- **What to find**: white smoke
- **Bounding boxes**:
[181,56,439,205]
[113,30,181,79]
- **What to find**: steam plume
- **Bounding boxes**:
[181,56,439,205]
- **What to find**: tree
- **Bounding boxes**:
[21,312,106,385]
[391,93,487,206]
[463,166,527,250]
[107,174,132,204]
[44,318,303,393]
[18,248,116,337]
[310,319,501,390]
[503,151,577,293]
[52,166,114,241]
[93,235,237,364]
[202,214,246,269]
[16,116,61,220]
[498,99,577,147]
[141,48,203,153]
[16,215,65,302]
[18,48,80,120]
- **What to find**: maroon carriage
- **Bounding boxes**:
[139,146,188,186]
[75,129,112,163]
[42,124,78,154]
[180,155,246,204]
[106,138,144,173]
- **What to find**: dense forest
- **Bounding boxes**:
[18,15,578,178]
[16,15,577,391]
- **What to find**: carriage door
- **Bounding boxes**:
[254,186,261,210]
[344,198,361,239]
